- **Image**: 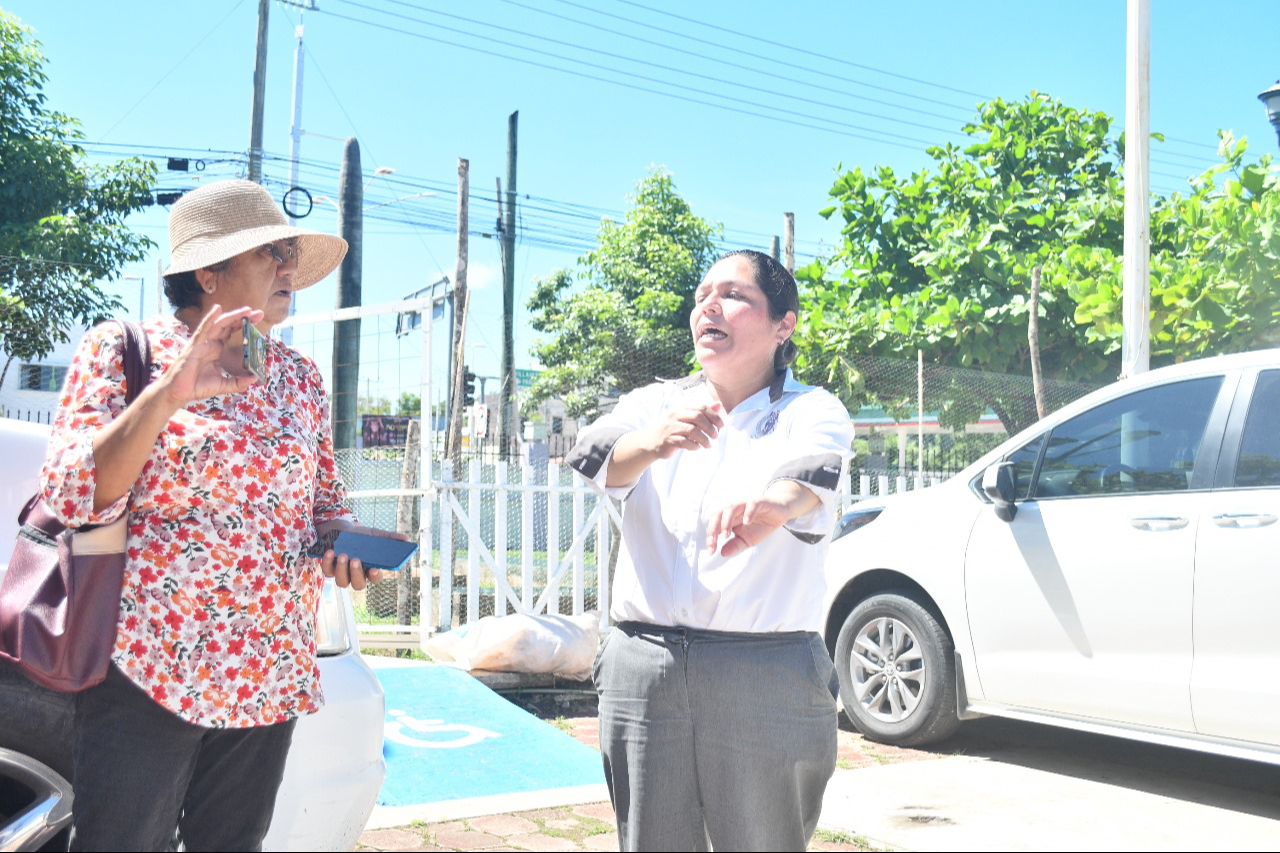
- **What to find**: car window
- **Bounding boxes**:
[1233,370,1280,489]
[1033,376,1223,498]
[1007,434,1044,499]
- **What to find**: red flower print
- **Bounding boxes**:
[41,319,353,728]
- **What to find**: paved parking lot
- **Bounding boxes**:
[358,687,1280,853]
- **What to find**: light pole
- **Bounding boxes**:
[122,275,145,320]
[1259,81,1280,149]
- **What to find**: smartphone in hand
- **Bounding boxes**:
[243,318,269,383]
[308,530,419,571]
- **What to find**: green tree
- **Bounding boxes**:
[0,12,157,384]
[525,168,721,419]
[1069,131,1279,359]
[357,396,391,415]
[396,392,422,416]
[796,92,1280,434]
[796,93,1122,433]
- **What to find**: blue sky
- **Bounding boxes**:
[5,0,1278,402]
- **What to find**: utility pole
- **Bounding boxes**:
[285,1,317,223]
[497,111,518,460]
[769,235,780,262]
[248,0,270,183]
[282,1,316,344]
[1120,0,1151,378]
[446,158,471,473]
[332,138,363,450]
[783,212,795,273]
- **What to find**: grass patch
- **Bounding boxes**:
[532,813,613,841]
[813,827,876,849]
[359,647,432,661]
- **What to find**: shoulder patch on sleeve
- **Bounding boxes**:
[772,452,843,492]
[566,427,629,480]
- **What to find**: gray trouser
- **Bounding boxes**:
[594,622,839,852]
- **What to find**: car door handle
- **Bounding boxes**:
[1212,512,1278,529]
[1130,516,1189,531]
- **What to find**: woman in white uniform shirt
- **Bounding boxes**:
[567,250,854,852]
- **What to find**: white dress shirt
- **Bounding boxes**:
[568,369,854,633]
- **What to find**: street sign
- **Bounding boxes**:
[515,368,540,393]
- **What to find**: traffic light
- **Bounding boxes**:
[462,367,477,407]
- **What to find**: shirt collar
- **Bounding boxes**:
[667,369,806,413]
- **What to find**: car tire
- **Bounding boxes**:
[833,591,960,747]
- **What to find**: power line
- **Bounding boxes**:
[264,149,830,254]
[499,0,980,112]
[360,0,969,128]
[606,0,991,100]
[315,5,934,151]
[98,0,248,141]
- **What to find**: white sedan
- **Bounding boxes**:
[0,419,385,851]
[822,348,1280,763]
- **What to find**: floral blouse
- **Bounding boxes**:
[42,317,353,728]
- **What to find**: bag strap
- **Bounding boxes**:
[115,320,152,407]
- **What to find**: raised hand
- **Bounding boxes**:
[646,402,724,458]
[158,304,264,406]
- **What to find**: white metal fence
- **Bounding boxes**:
[346,454,948,640]
[275,298,956,643]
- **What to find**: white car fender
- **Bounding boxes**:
[824,480,988,703]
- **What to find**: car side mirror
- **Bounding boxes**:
[982,461,1018,522]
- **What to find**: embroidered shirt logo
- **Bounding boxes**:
[753,410,779,438]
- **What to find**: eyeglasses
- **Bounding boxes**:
[259,239,300,264]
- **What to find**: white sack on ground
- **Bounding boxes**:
[423,611,600,681]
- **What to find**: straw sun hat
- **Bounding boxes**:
[163,179,347,290]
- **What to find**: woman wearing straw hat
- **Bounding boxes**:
[41,179,396,851]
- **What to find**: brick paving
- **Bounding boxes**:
[356,697,908,852]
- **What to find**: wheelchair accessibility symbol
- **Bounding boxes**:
[384,709,501,749]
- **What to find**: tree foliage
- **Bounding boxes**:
[1069,131,1279,360]
[0,11,157,373]
[396,392,422,416]
[795,92,1280,434]
[525,168,720,418]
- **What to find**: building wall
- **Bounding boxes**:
[0,327,84,424]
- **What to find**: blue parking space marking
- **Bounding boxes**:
[374,665,605,806]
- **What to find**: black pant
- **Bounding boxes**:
[69,664,296,852]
